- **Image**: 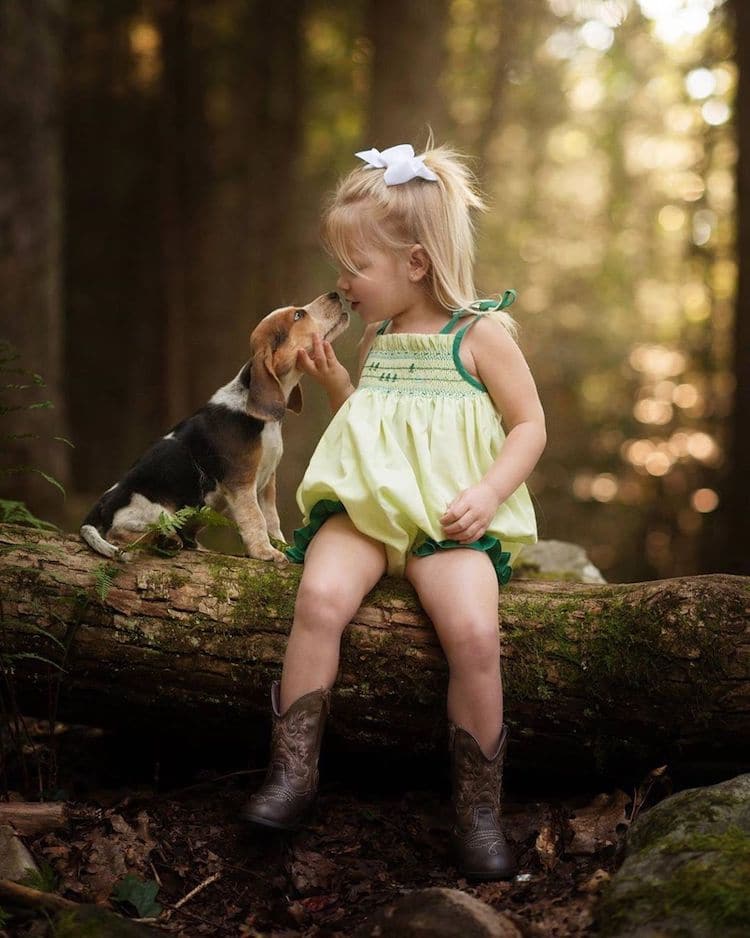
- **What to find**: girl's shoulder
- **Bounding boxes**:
[462,314,531,381]
[463,313,521,350]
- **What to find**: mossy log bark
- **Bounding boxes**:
[1,523,749,777]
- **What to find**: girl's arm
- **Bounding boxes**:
[440,318,546,543]
[296,322,380,414]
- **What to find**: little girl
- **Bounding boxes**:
[241,141,546,882]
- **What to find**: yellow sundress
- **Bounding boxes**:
[285,293,538,585]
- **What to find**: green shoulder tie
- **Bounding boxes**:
[468,290,517,312]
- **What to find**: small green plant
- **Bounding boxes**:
[51,909,104,938]
[123,505,237,557]
[0,905,11,927]
[19,859,59,893]
[111,873,162,918]
[0,342,72,802]
[92,561,122,602]
[0,341,73,499]
[0,499,59,530]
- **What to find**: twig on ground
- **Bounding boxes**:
[173,871,222,909]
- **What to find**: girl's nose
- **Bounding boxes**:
[336,271,349,293]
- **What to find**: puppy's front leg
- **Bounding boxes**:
[258,472,284,542]
[223,485,288,566]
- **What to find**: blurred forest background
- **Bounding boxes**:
[1,0,747,583]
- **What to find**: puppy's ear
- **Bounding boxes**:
[287,383,303,414]
[245,350,286,421]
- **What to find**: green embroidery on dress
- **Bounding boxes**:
[363,362,470,375]
[360,332,489,397]
[358,383,485,398]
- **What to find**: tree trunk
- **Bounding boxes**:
[0,523,748,778]
[63,0,165,493]
[728,0,750,574]
[0,0,70,515]
[364,0,451,146]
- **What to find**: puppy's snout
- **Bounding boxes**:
[327,291,339,301]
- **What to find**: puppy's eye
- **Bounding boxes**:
[294,309,306,321]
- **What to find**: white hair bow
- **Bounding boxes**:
[355,144,438,186]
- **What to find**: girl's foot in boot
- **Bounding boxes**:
[241,681,330,830]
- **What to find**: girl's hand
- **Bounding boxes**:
[439,482,500,543]
[297,334,352,397]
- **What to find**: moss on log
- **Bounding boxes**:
[0,523,748,776]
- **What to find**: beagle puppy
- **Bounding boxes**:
[81,292,348,564]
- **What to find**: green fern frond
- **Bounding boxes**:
[151,505,236,536]
[152,508,189,536]
[0,499,59,530]
[102,505,237,559]
[93,562,121,602]
[193,505,237,529]
[19,860,58,893]
[13,622,67,652]
[0,466,66,496]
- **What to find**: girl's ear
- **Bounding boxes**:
[408,244,431,282]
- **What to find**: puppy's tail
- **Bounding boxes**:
[80,524,131,562]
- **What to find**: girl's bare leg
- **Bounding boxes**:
[280,513,387,713]
[405,548,503,757]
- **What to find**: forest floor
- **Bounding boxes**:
[0,719,672,937]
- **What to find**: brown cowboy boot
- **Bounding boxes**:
[240,680,330,830]
[449,721,517,881]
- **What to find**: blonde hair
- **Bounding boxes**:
[321,132,519,338]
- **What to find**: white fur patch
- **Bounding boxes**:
[109,493,173,535]
[80,524,122,559]
[209,369,247,412]
[257,421,283,491]
[204,488,226,511]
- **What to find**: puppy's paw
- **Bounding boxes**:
[246,544,289,566]
[270,547,289,567]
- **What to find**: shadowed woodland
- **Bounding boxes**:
[1,0,749,936]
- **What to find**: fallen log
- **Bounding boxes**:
[0,523,748,777]
[0,802,68,836]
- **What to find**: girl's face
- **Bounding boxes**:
[335,244,421,325]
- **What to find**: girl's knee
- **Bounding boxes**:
[444,620,501,671]
[294,576,355,632]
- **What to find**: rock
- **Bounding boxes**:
[515,539,606,583]
[0,823,39,881]
[353,886,522,937]
[596,773,750,937]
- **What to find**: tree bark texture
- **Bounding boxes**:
[0,523,748,777]
[0,0,70,514]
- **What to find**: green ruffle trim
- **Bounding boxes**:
[411,535,513,585]
[286,500,513,586]
[285,499,346,564]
